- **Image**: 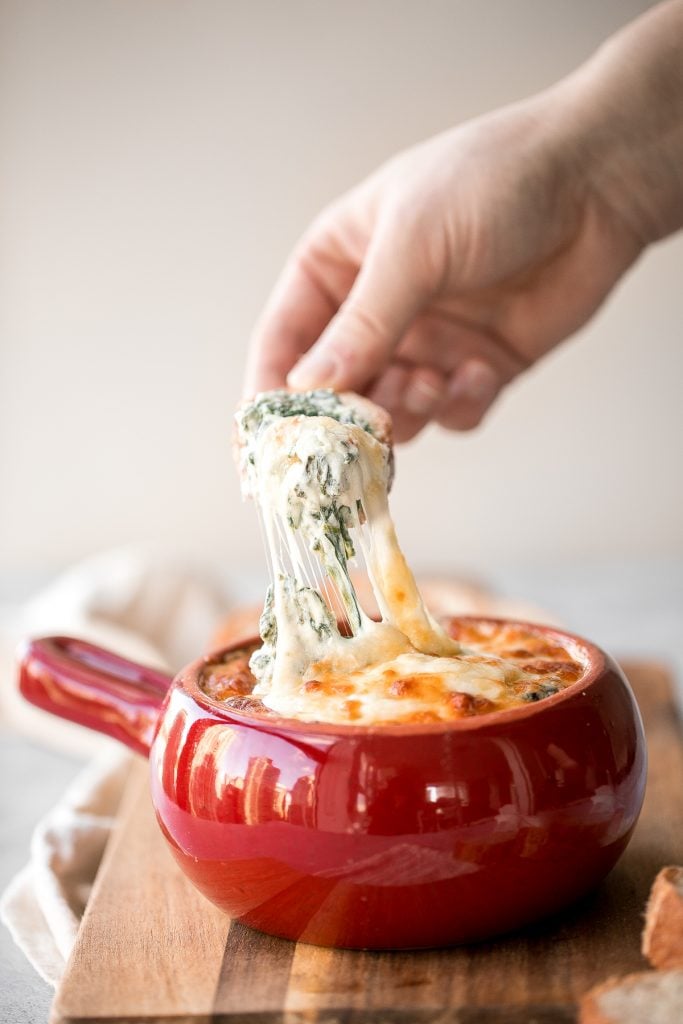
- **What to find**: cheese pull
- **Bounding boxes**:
[235,390,548,723]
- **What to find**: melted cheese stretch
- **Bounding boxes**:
[236,391,533,724]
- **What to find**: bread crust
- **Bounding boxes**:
[579,970,683,1024]
[643,866,683,970]
[337,390,393,449]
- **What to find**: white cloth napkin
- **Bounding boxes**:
[0,548,553,986]
[0,547,234,984]
[1,747,133,985]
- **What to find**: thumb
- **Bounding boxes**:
[286,227,430,394]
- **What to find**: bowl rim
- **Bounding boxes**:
[174,615,615,737]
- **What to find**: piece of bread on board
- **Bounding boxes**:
[579,970,683,1024]
[643,866,683,970]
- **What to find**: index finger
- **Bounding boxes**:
[244,252,340,397]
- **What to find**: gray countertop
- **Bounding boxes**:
[2,558,681,1023]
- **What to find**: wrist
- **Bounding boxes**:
[551,2,683,248]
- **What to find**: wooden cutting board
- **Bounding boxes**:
[51,661,683,1024]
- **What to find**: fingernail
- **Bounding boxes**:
[403,377,445,416]
[449,360,499,403]
[287,351,340,390]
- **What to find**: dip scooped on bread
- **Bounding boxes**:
[223,389,584,725]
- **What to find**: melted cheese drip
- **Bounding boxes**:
[237,393,528,724]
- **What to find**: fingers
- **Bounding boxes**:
[402,365,448,417]
[370,364,447,443]
[436,359,503,431]
[369,358,503,442]
[365,309,523,440]
[395,365,450,441]
[368,364,426,443]
[246,196,521,441]
[287,222,431,394]
[396,307,527,379]
[243,253,339,396]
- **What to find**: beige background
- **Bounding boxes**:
[1,0,680,581]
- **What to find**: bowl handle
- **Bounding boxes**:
[18,636,173,758]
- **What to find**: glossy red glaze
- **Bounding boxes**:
[18,636,171,757]
[18,619,647,949]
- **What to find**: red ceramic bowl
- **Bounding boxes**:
[18,617,646,950]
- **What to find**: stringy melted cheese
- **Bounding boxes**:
[235,391,556,725]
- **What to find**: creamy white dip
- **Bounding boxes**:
[235,390,525,724]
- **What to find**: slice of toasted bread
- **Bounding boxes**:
[579,970,683,1024]
[643,866,683,970]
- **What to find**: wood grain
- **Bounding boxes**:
[50,761,231,1024]
[52,662,683,1024]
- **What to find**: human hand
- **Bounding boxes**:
[245,3,681,441]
